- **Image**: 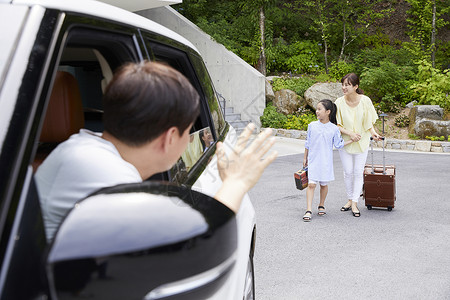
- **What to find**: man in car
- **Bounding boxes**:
[36,60,277,241]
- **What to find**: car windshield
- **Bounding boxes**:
[0,5,28,89]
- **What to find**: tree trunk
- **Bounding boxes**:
[339,19,346,61]
[431,0,436,68]
[323,38,329,74]
[257,5,267,76]
[320,22,328,74]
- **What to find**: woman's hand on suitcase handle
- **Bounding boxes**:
[371,133,382,141]
[370,128,382,141]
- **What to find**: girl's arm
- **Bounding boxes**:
[303,148,308,168]
[344,139,353,146]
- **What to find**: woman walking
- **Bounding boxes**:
[335,73,381,217]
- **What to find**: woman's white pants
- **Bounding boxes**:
[338,148,369,203]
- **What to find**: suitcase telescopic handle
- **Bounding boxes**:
[370,137,386,175]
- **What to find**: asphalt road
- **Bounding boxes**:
[249,137,450,300]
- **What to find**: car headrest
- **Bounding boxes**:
[40,71,84,143]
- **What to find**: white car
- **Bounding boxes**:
[0,0,256,299]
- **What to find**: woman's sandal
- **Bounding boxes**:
[340,204,351,211]
[352,208,361,217]
[303,211,312,222]
[318,206,326,216]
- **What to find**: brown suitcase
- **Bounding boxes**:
[363,138,396,211]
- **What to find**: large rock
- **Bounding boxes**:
[409,105,443,121]
[273,89,304,115]
[411,119,450,138]
[409,105,449,138]
[265,79,275,104]
[304,82,343,109]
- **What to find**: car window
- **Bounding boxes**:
[33,22,142,172]
[143,38,220,184]
[187,53,226,138]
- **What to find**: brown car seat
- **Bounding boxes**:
[33,71,84,171]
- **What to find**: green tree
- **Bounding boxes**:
[237,0,277,75]
[290,0,392,73]
[335,0,393,61]
[291,0,332,73]
[404,0,450,67]
[410,59,450,110]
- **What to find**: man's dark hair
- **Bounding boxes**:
[102,61,200,146]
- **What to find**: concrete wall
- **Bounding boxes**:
[137,6,265,126]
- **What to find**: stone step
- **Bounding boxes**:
[228,120,250,130]
[225,113,241,121]
[224,107,234,114]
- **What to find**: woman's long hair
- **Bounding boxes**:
[341,73,364,94]
[319,99,337,125]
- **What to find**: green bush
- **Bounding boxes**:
[271,76,316,96]
[260,103,316,130]
[268,40,323,74]
[394,114,410,127]
[328,60,355,81]
[379,93,401,114]
[410,59,450,111]
[260,104,287,128]
[266,40,289,73]
[284,113,317,131]
[360,61,414,112]
[425,135,445,141]
[353,45,416,74]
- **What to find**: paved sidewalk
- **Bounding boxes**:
[267,129,450,153]
[271,136,450,157]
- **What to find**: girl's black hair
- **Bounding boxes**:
[319,99,337,125]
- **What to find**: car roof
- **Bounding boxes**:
[10,0,199,54]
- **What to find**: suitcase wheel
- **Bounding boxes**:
[387,206,393,211]
[366,205,372,210]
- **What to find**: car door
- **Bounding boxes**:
[0,7,146,299]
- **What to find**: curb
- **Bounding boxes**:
[263,128,450,153]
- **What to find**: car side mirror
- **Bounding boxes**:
[46,181,237,300]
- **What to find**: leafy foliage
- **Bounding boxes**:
[425,135,446,141]
[285,41,322,74]
[360,61,415,112]
[404,0,450,62]
[328,60,355,81]
[175,0,450,118]
[394,114,410,127]
[260,103,316,130]
[271,76,316,96]
[260,103,287,128]
[410,59,450,111]
[284,113,317,130]
[353,45,416,76]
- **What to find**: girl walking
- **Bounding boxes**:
[302,99,352,222]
